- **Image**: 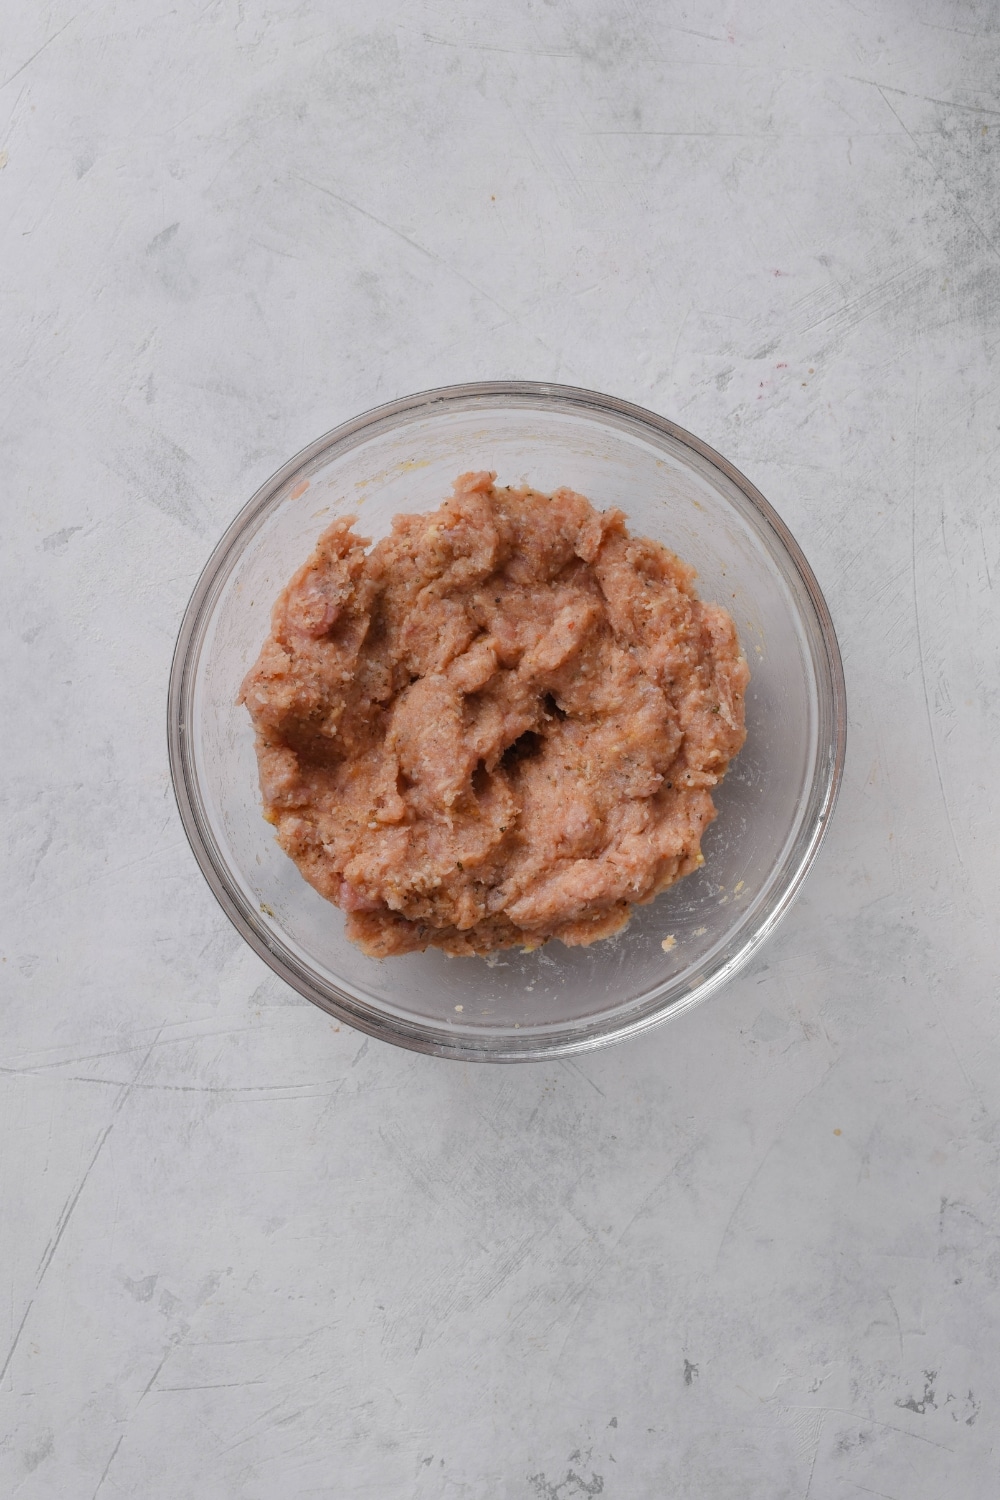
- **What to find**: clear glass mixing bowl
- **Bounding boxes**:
[168,382,846,1061]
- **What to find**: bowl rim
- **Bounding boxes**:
[167,379,847,1062]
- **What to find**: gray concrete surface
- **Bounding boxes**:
[3,2,1000,1495]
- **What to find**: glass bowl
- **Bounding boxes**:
[168,382,845,1061]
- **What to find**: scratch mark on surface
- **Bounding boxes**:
[859,80,1000,119]
[2,1028,165,1389]
[908,376,966,884]
[714,1061,838,1269]
[308,1079,347,1135]
[91,1433,124,1500]
[35,1027,164,1286]
[294,173,559,357]
[786,1405,955,1453]
[538,1197,665,1397]
[873,86,1000,266]
[16,839,191,916]
[1,1071,348,1100]
[0,1300,33,1388]
[886,1288,904,1361]
[605,1155,692,1257]
[978,521,994,591]
[588,129,793,138]
[216,1396,301,1456]
[1,80,30,137]
[139,1349,171,1401]
[156,1378,267,1391]
[796,260,934,340]
[559,1059,605,1097]
[0,15,76,91]
[0,1020,267,1073]
[803,1411,825,1498]
[420,32,575,57]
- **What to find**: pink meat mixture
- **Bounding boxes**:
[239,472,748,957]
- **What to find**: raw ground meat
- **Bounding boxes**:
[239,472,749,957]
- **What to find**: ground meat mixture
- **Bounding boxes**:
[239,473,748,957]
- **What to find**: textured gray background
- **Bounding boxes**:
[3,2,999,1496]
